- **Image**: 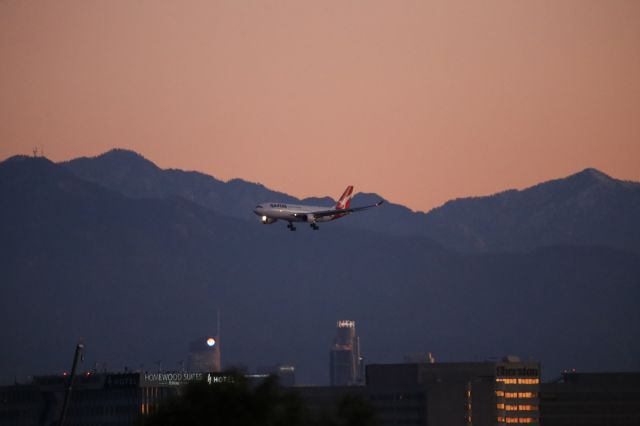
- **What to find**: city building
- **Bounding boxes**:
[297,357,541,426]
[1,372,171,426]
[329,320,364,386]
[540,372,640,425]
[0,371,251,426]
[187,310,222,373]
[404,352,436,364]
[365,357,541,426]
[187,336,221,372]
[256,364,296,387]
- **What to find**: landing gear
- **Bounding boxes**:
[287,222,296,231]
[310,223,319,230]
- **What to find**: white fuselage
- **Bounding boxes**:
[253,203,338,223]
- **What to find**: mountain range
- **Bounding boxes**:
[1,150,639,385]
[62,149,640,254]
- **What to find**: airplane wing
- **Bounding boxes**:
[296,200,384,219]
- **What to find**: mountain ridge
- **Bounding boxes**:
[61,148,640,254]
[423,166,640,253]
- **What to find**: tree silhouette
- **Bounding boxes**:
[335,395,377,426]
[142,372,306,426]
[142,371,377,426]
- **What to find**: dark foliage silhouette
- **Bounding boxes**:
[141,372,377,426]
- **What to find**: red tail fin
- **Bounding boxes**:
[335,186,354,209]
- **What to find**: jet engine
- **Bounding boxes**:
[261,216,277,224]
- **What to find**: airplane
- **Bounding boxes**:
[253,186,384,231]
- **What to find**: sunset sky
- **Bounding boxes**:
[1,1,639,212]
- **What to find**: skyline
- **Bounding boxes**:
[2,118,640,386]
[2,1,640,211]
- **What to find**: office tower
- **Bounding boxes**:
[187,310,221,373]
[187,336,221,373]
[330,320,363,386]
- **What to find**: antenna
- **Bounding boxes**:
[32,146,38,157]
[215,308,221,371]
[217,308,220,339]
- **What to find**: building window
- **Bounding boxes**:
[505,418,535,424]
[517,405,538,411]
[496,378,539,385]
[517,378,539,385]
[504,391,537,399]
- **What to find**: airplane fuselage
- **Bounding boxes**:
[254,203,340,223]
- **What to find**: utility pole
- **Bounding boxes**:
[58,342,84,426]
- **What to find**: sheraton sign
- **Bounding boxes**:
[496,366,539,378]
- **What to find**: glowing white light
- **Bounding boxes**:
[206,338,216,347]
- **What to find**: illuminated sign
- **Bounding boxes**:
[496,366,539,378]
[279,366,295,372]
[337,320,355,328]
[141,372,235,387]
[142,372,206,387]
[105,374,139,388]
[207,374,234,384]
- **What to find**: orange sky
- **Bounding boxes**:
[1,1,639,212]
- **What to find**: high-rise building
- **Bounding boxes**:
[187,310,221,373]
[329,320,363,386]
[187,336,221,372]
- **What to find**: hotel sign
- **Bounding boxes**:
[141,372,235,387]
[496,366,539,378]
[105,373,139,388]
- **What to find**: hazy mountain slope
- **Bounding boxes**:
[62,150,640,254]
[62,149,435,236]
[2,156,639,385]
[62,149,302,221]
[423,168,640,253]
